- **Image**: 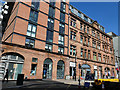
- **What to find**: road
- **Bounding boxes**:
[2,80,94,90]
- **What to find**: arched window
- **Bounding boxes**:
[57,60,64,79]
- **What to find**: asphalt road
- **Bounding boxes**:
[2,80,94,90]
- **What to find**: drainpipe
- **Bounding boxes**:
[67,3,70,56]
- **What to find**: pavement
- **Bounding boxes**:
[54,79,85,85]
[1,79,92,90]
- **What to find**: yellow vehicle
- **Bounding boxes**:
[94,79,119,85]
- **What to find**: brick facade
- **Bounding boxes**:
[1,0,116,80]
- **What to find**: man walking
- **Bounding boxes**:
[3,69,9,82]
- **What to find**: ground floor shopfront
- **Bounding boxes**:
[1,44,116,80]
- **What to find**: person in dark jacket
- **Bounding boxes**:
[3,69,9,82]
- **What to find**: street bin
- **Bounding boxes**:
[84,82,90,88]
[16,74,24,85]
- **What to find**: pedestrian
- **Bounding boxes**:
[106,75,108,79]
[3,69,9,83]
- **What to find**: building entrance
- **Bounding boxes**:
[81,64,91,79]
[1,53,24,80]
[43,58,53,79]
[8,63,23,80]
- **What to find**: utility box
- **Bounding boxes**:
[16,74,24,85]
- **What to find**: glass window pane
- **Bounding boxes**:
[27,31,31,36]
[31,33,36,37]
[32,26,36,32]
[28,24,32,31]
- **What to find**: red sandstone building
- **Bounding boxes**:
[1,0,116,80]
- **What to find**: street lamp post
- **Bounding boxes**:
[78,64,81,88]
[74,52,77,81]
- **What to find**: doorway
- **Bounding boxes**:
[43,58,53,79]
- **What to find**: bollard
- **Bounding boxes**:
[78,79,80,88]
[16,74,24,85]
[102,82,105,90]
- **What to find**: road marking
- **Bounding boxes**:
[66,84,71,89]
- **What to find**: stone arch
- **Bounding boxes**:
[1,52,25,80]
[2,52,25,60]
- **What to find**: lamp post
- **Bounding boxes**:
[78,64,81,88]
[74,52,77,81]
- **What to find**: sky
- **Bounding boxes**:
[70,2,118,35]
[0,1,118,35]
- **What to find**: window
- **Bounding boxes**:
[46,30,53,43]
[88,38,90,46]
[27,23,37,37]
[105,55,107,63]
[84,16,88,22]
[110,47,112,53]
[32,58,38,62]
[88,50,90,59]
[92,40,96,48]
[60,12,65,22]
[25,38,35,48]
[29,9,38,22]
[97,42,100,50]
[106,37,108,43]
[31,0,39,9]
[109,39,111,44]
[102,44,104,51]
[30,64,37,75]
[60,2,66,12]
[70,18,76,27]
[97,32,100,39]
[111,57,113,64]
[49,6,55,18]
[47,18,54,30]
[45,43,52,52]
[93,52,97,61]
[108,56,109,63]
[58,35,64,45]
[70,31,76,40]
[102,35,104,40]
[70,45,76,56]
[49,0,56,6]
[81,48,83,57]
[80,35,83,43]
[103,36,105,41]
[92,29,95,37]
[59,23,65,34]
[98,53,101,61]
[87,27,89,34]
[103,55,105,62]
[80,23,82,30]
[84,49,87,59]
[58,47,64,54]
[78,12,81,17]
[84,25,86,32]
